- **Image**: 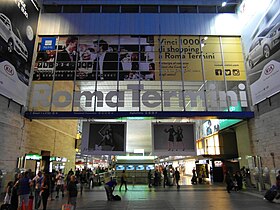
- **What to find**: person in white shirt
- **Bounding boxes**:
[55,170,65,198]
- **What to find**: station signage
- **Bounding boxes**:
[31,83,248,109]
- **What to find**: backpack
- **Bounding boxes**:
[264,188,277,202]
[0,204,11,210]
[113,195,121,201]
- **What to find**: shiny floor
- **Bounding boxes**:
[43,178,276,210]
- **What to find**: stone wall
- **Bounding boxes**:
[0,95,77,193]
[249,93,280,171]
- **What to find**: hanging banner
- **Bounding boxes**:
[33,35,246,82]
[0,0,40,105]
[239,0,280,104]
[154,36,246,81]
[81,122,126,155]
[152,122,196,156]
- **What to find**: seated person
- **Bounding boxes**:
[104,179,117,201]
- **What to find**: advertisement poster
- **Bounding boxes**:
[33,36,156,81]
[202,119,220,137]
[33,35,246,82]
[81,122,126,155]
[154,36,246,81]
[152,123,195,156]
[0,0,39,105]
[240,0,280,104]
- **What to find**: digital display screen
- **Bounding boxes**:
[146,165,155,170]
[136,165,145,170]
[126,165,135,170]
[116,165,125,170]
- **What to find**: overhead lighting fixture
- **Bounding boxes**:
[222,2,227,7]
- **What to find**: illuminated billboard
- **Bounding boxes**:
[0,0,39,105]
[33,35,246,82]
[81,122,126,155]
[152,123,196,156]
[239,0,280,104]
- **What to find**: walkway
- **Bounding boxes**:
[43,183,277,210]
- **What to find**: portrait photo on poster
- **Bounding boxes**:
[152,122,196,156]
[81,122,126,155]
[202,119,220,137]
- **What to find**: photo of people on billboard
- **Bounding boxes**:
[152,123,196,156]
[33,35,156,81]
[202,119,220,137]
[0,0,39,105]
[81,122,126,155]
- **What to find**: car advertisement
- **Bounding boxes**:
[0,0,40,105]
[152,123,196,156]
[33,35,246,82]
[81,122,126,155]
[239,0,280,104]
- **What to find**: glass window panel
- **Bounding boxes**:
[102,5,120,13]
[179,6,197,13]
[30,81,53,111]
[63,5,81,13]
[44,5,62,13]
[160,5,178,13]
[82,5,100,13]
[217,5,236,13]
[121,5,139,13]
[51,81,74,111]
[198,6,216,13]
[118,81,140,111]
[141,5,158,13]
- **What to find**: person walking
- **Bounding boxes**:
[32,171,43,210]
[225,171,233,193]
[67,175,78,210]
[79,169,87,195]
[119,170,128,191]
[3,181,13,204]
[41,174,50,210]
[174,168,180,189]
[163,166,168,188]
[16,171,32,210]
[148,170,153,188]
[191,168,197,185]
[55,169,65,198]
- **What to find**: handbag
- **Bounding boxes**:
[61,204,74,210]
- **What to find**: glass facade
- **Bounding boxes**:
[30,35,249,112]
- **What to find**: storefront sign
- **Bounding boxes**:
[25,154,41,160]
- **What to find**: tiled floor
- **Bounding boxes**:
[41,181,277,210]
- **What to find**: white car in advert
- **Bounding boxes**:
[247,22,280,69]
[0,13,28,62]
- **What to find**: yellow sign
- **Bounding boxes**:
[154,36,246,81]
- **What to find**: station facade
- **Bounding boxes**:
[0,0,279,191]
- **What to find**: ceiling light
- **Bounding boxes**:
[222,2,227,7]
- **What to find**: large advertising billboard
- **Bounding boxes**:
[0,0,40,105]
[33,35,246,82]
[239,0,280,105]
[152,123,196,156]
[81,122,126,155]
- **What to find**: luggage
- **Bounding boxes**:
[0,204,11,210]
[264,188,277,202]
[61,204,74,210]
[113,195,121,201]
